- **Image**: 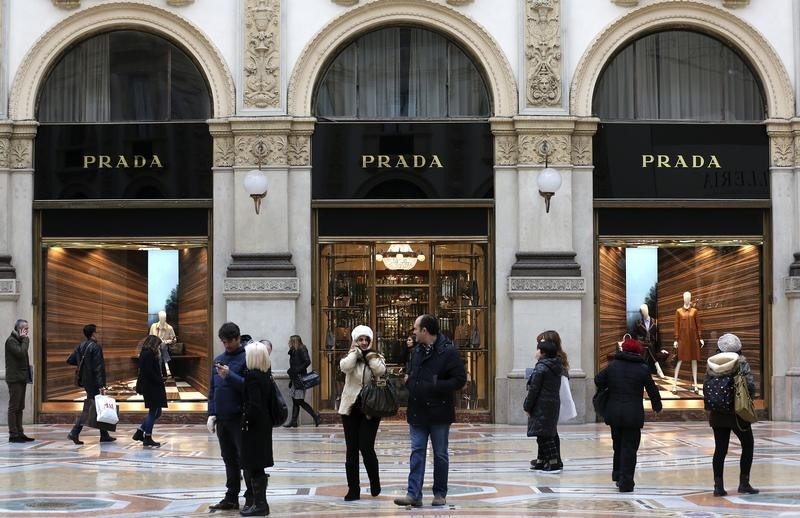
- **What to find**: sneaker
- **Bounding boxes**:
[431,495,447,506]
[208,499,239,510]
[393,495,422,507]
[530,461,545,470]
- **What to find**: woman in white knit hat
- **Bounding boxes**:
[704,333,759,497]
[338,325,386,501]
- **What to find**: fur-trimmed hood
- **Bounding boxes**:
[707,352,740,376]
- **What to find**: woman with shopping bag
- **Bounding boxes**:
[133,335,168,447]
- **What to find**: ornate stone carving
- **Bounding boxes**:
[223,277,300,300]
[571,136,592,166]
[0,139,8,169]
[611,0,639,6]
[495,136,518,166]
[518,135,569,165]
[446,0,474,5]
[287,135,310,166]
[52,0,81,9]
[166,0,195,5]
[722,0,749,8]
[10,140,32,169]
[785,276,800,298]
[332,0,360,5]
[0,279,19,300]
[772,136,794,167]
[525,0,562,108]
[214,137,235,168]
[236,136,287,167]
[507,276,586,299]
[243,0,281,109]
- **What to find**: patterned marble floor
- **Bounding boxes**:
[1,421,799,517]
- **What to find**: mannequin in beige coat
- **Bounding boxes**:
[338,325,386,501]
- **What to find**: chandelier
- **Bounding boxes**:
[376,243,426,271]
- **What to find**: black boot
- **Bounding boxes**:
[242,472,253,512]
[365,459,380,497]
[240,474,269,516]
[344,461,360,501]
[713,476,727,497]
[738,476,759,494]
[142,434,161,448]
[283,403,299,428]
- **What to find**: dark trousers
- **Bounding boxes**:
[6,382,27,437]
[536,435,559,464]
[341,404,381,491]
[216,418,244,501]
[611,425,641,490]
[70,391,111,439]
[712,425,754,478]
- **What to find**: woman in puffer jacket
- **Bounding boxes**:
[523,340,562,472]
[704,333,759,497]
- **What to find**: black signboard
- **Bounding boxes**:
[312,122,493,199]
[593,123,769,199]
[35,123,212,200]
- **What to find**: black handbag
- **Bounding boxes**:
[593,386,610,417]
[359,364,398,418]
[268,374,288,427]
[297,370,321,390]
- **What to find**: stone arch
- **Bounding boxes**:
[570,0,793,120]
[9,1,235,120]
[288,0,517,117]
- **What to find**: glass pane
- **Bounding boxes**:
[170,49,212,119]
[448,43,490,117]
[316,44,357,117]
[109,32,169,121]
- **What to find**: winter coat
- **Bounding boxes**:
[67,340,107,397]
[137,347,168,409]
[705,351,756,429]
[338,347,387,416]
[240,369,275,470]
[405,333,467,425]
[208,346,246,421]
[287,345,311,389]
[595,351,663,428]
[523,356,562,437]
[5,330,29,384]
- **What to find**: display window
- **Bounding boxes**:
[317,241,489,414]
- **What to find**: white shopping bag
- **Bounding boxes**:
[95,394,119,425]
[558,375,577,423]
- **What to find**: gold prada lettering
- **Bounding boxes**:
[360,154,444,169]
[82,155,165,169]
[641,154,721,169]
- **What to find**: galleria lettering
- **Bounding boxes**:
[361,154,444,169]
[641,154,721,168]
[83,155,164,169]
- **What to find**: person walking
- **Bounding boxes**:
[530,330,570,471]
[239,340,275,516]
[66,324,116,444]
[394,314,467,508]
[338,325,386,501]
[594,337,662,492]
[132,335,167,448]
[523,339,562,473]
[704,333,759,497]
[284,335,320,427]
[6,319,33,443]
[207,322,249,511]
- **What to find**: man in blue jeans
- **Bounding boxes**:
[394,314,466,507]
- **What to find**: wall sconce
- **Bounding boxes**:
[243,141,269,215]
[536,140,562,213]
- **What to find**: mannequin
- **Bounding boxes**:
[672,291,704,393]
[150,310,177,377]
[633,303,665,378]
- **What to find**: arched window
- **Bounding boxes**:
[315,26,490,119]
[593,30,765,121]
[38,30,211,122]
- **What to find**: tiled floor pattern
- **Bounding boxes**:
[2,421,799,517]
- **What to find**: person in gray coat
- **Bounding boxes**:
[523,340,562,472]
[6,319,33,443]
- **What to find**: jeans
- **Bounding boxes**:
[140,407,162,434]
[216,418,244,501]
[712,425,754,478]
[407,423,450,500]
[6,382,26,437]
[611,425,641,490]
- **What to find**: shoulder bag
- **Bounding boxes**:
[297,370,321,390]
[734,363,758,424]
[592,386,610,418]
[359,363,398,418]
[67,343,87,387]
[268,373,289,427]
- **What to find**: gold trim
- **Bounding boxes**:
[33,199,213,209]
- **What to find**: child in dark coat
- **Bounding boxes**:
[523,340,562,472]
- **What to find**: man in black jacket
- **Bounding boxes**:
[67,324,115,444]
[394,314,467,508]
[6,319,33,442]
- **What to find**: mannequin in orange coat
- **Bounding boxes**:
[672,291,704,394]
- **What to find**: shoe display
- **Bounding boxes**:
[132,429,144,442]
[393,495,422,507]
[208,499,239,511]
[431,495,447,506]
[67,433,84,445]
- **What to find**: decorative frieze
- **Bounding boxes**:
[525,0,562,108]
[611,0,639,6]
[508,276,586,299]
[243,0,281,109]
[223,277,300,300]
[0,278,19,300]
[214,137,235,168]
[9,140,32,169]
[51,0,81,9]
[236,135,287,167]
[495,136,518,166]
[518,134,570,165]
[287,135,310,166]
[722,0,750,7]
[771,136,793,167]
[332,0,360,5]
[571,136,592,166]
[785,276,800,298]
[166,0,195,5]
[0,139,8,169]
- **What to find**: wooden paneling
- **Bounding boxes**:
[597,246,627,371]
[44,248,148,399]
[178,247,210,395]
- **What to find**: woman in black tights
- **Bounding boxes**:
[704,333,758,497]
[284,335,320,427]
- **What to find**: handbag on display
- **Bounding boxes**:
[95,394,119,425]
[558,375,577,423]
[734,365,758,424]
[359,364,399,418]
[167,341,185,356]
[268,373,288,427]
[297,370,321,390]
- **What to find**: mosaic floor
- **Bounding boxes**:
[2,421,799,517]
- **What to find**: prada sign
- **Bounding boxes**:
[312,122,493,199]
[594,123,769,199]
[35,123,212,200]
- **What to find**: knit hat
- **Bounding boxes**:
[621,337,644,355]
[717,333,742,353]
[351,325,374,343]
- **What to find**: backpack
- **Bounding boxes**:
[703,374,734,412]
